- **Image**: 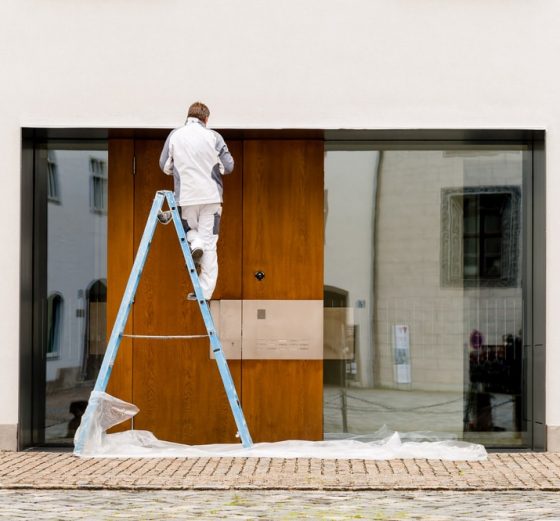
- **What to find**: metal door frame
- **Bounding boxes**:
[20,128,545,449]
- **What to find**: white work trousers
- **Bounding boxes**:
[181,203,222,300]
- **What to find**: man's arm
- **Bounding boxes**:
[159,131,175,175]
[213,131,234,174]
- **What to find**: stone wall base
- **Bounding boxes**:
[0,425,17,451]
[546,426,560,451]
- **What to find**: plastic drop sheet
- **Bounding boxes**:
[74,391,487,461]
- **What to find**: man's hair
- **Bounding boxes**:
[187,102,210,122]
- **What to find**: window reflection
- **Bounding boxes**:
[46,293,63,358]
[323,148,526,447]
[45,148,108,444]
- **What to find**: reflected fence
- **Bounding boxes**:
[324,296,524,441]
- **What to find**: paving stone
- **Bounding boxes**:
[2,452,560,492]
[1,490,560,520]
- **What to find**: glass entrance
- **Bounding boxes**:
[323,147,527,447]
[43,146,108,444]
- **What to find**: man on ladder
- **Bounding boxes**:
[73,102,252,455]
[158,101,234,301]
[74,187,253,453]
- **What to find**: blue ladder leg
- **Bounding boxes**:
[164,191,254,448]
[74,192,166,454]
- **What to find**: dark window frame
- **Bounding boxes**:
[19,128,545,451]
[441,185,521,288]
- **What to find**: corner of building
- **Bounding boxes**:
[545,426,560,452]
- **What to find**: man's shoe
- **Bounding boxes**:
[187,292,209,303]
[157,210,173,225]
[191,246,203,263]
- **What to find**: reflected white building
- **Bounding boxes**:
[45,149,108,440]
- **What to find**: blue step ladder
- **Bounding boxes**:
[74,190,253,453]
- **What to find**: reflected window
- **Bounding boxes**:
[90,176,108,213]
[82,279,107,380]
[47,293,63,359]
[47,159,60,203]
[89,157,105,174]
[89,156,107,213]
[43,147,108,444]
[441,186,521,287]
[324,148,527,448]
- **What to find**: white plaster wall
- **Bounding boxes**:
[1,0,560,437]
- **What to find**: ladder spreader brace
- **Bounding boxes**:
[74,190,253,453]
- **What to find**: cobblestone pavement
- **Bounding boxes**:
[2,451,560,490]
[1,489,560,520]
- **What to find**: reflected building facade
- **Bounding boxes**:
[324,148,525,446]
[44,149,108,443]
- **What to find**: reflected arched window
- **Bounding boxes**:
[83,279,107,380]
[47,293,63,359]
[88,279,107,303]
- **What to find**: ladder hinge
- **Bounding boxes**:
[132,155,136,176]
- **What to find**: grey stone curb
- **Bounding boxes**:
[2,484,560,491]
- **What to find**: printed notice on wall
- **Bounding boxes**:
[393,324,411,384]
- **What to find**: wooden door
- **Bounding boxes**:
[242,140,324,441]
[106,139,134,427]
[107,138,243,444]
[107,137,324,443]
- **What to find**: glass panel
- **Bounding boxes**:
[464,238,478,255]
[464,258,479,278]
[484,238,502,256]
[464,213,478,234]
[324,147,526,447]
[484,214,501,234]
[45,148,108,444]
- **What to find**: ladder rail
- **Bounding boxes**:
[74,192,166,453]
[94,192,166,393]
[166,191,253,448]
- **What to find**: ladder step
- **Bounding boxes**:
[121,334,208,340]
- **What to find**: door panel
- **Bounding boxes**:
[108,138,323,443]
[130,139,242,444]
[242,360,323,441]
[242,140,324,441]
[242,140,324,300]
[106,140,134,431]
[214,142,243,300]
[131,139,242,444]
